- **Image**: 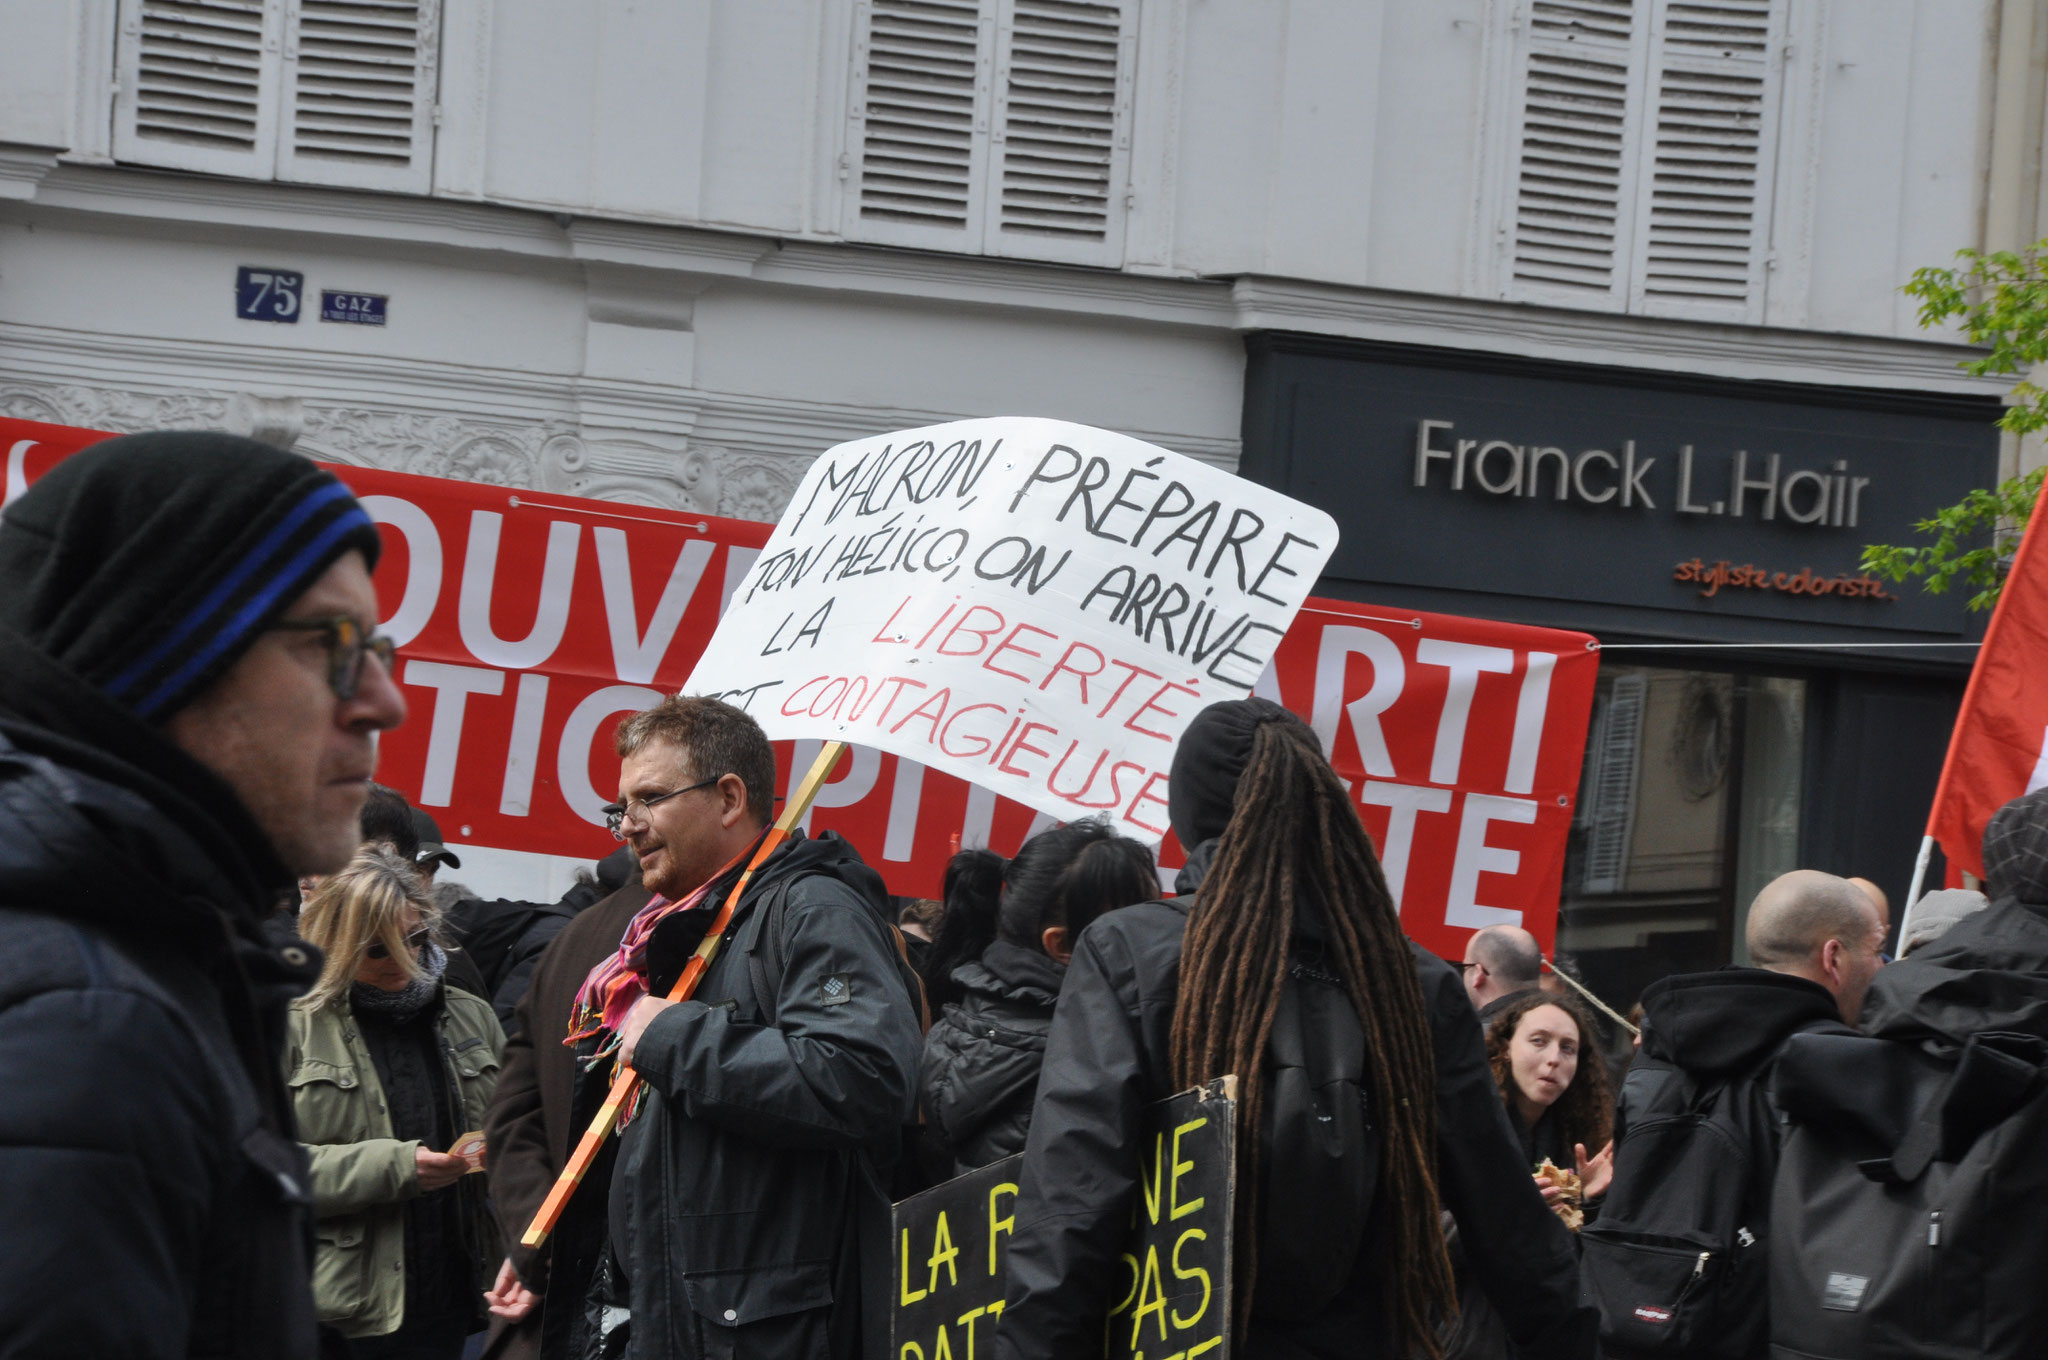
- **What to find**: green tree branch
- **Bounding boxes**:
[1861,244,2048,610]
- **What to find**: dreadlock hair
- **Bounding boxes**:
[1485,989,1614,1155]
[1168,714,1456,1358]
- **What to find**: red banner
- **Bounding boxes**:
[1925,476,2048,880]
[3,418,1596,956]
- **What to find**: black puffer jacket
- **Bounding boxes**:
[919,940,1065,1173]
[607,831,924,1360]
[993,844,1595,1360]
[0,632,323,1358]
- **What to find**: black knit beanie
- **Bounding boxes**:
[0,430,382,721]
[1167,697,1305,849]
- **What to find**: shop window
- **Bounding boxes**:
[1503,0,1782,323]
[1558,665,1805,1016]
[844,0,1136,267]
[113,0,439,194]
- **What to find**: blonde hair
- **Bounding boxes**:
[298,847,444,1009]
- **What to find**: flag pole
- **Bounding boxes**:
[520,740,849,1249]
[1897,834,1937,947]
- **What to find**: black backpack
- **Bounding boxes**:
[1578,1055,1780,1358]
[1247,938,1381,1324]
[1766,1029,2048,1359]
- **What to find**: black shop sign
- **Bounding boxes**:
[1241,335,2002,638]
[891,1080,1235,1359]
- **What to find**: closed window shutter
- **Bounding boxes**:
[1632,0,1780,320]
[847,0,993,251]
[113,0,283,177]
[986,0,1133,265]
[1508,0,1646,307]
[844,0,1132,265]
[278,0,438,193]
[1580,673,1646,895]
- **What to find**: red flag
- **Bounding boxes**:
[1925,476,2048,880]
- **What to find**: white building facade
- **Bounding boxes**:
[1,0,2039,991]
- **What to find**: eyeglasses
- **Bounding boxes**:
[365,925,432,961]
[601,776,722,840]
[268,615,396,701]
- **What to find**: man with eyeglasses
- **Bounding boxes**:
[567,695,922,1360]
[0,431,407,1358]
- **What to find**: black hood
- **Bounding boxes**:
[1639,967,1843,1078]
[1858,898,2048,1047]
[0,623,295,927]
[960,939,1065,1006]
[750,828,894,926]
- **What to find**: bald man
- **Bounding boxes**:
[1462,923,1543,1011]
[1748,870,1889,1023]
[1591,871,1876,1355]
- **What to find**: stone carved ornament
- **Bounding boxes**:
[0,379,807,521]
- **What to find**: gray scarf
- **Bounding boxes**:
[348,940,449,1022]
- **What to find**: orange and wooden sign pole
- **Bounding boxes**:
[520,740,849,1249]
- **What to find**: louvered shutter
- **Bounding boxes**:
[844,0,1133,265]
[113,0,283,177]
[1630,0,1781,321]
[846,0,994,251]
[278,0,438,193]
[986,0,1134,266]
[1506,0,1647,308]
[1580,673,1645,894]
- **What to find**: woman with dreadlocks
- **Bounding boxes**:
[993,699,1593,1360]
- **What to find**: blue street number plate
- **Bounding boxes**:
[321,291,388,326]
[235,267,303,323]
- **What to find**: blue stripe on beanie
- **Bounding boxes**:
[105,479,357,702]
[130,502,379,719]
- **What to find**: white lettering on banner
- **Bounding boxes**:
[884,758,926,862]
[790,741,882,835]
[501,673,551,816]
[720,546,761,617]
[596,530,715,684]
[1417,640,1516,786]
[360,496,443,648]
[459,512,581,669]
[404,661,507,806]
[1505,654,1556,796]
[558,685,665,825]
[4,440,34,509]
[1357,781,1454,909]
[688,418,1337,843]
[1446,794,1540,928]
[1311,626,1403,777]
[2028,726,2048,796]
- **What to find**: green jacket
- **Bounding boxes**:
[285,986,505,1338]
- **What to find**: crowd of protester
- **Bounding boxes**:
[4,432,2048,1360]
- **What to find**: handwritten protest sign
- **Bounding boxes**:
[687,418,1338,843]
[892,1080,1235,1360]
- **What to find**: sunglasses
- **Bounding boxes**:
[365,926,432,961]
[268,615,397,701]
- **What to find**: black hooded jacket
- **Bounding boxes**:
[605,830,924,1360]
[0,632,323,1358]
[919,940,1065,1174]
[1621,968,1848,1145]
[992,844,1596,1360]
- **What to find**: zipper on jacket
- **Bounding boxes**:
[1928,1211,1941,1247]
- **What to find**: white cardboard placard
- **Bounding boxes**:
[687,418,1338,843]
